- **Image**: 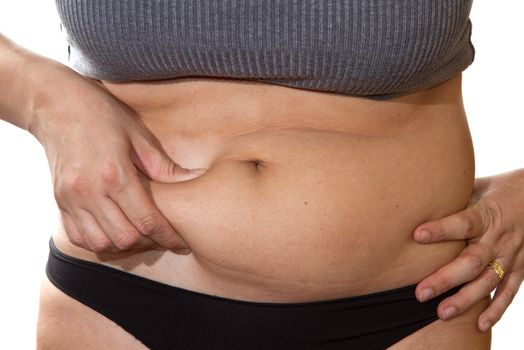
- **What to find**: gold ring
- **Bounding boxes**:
[486,260,505,280]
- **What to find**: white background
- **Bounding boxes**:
[0,1,522,349]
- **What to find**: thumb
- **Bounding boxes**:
[130,136,206,183]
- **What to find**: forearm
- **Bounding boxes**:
[0,33,66,133]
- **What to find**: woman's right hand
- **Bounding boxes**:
[28,59,199,254]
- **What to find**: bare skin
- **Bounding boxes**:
[37,73,490,348]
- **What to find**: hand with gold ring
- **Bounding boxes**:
[487,260,505,281]
[412,168,524,332]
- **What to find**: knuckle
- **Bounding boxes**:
[101,161,127,190]
[68,234,85,248]
[510,233,523,251]
[136,214,162,236]
[65,173,91,196]
[162,159,177,178]
[455,290,474,308]
[481,273,500,291]
[437,275,453,292]
[88,238,113,253]
[482,199,503,230]
[114,232,140,250]
[460,214,475,236]
[167,236,185,250]
[53,185,64,202]
[462,254,484,275]
[430,228,444,241]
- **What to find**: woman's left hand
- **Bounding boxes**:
[412,168,524,332]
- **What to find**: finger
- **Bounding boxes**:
[416,243,493,302]
[435,256,508,321]
[108,174,190,251]
[59,208,89,250]
[69,207,114,253]
[129,132,196,183]
[87,196,159,251]
[477,239,523,331]
[434,231,523,322]
[413,201,490,243]
[478,272,522,332]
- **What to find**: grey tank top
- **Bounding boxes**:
[54,0,475,99]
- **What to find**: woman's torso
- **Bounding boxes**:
[52,73,475,303]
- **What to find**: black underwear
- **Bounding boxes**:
[46,238,460,350]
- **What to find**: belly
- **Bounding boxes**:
[53,75,475,302]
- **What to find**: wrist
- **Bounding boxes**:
[0,37,43,131]
[24,54,90,143]
[0,43,70,135]
[24,55,69,137]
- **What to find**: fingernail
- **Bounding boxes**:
[481,321,491,332]
[416,230,430,243]
[175,248,192,255]
[443,307,458,320]
[419,288,434,302]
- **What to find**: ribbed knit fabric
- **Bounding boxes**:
[54,0,475,99]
